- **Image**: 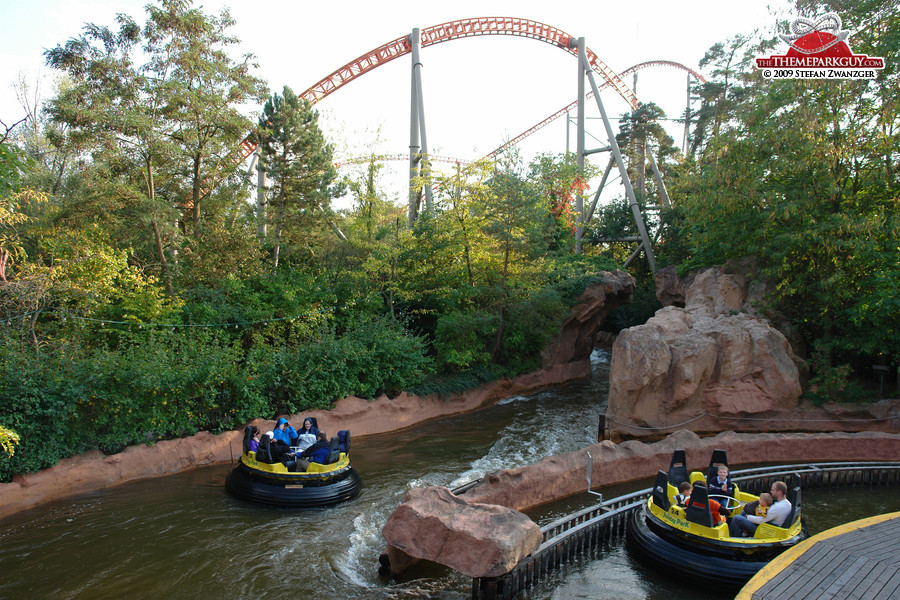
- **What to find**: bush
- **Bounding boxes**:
[0,330,264,481]
[434,310,496,373]
[253,317,433,414]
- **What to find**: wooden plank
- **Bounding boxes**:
[847,563,889,600]
[817,557,876,600]
[857,564,895,600]
[868,568,900,600]
[832,532,897,555]
[795,552,867,600]
[787,547,851,599]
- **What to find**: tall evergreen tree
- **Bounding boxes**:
[257,87,339,268]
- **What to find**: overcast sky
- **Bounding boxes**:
[0,0,792,204]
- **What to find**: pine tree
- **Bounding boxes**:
[257,87,339,268]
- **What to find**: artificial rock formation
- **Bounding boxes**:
[382,486,542,578]
[457,429,900,511]
[381,429,900,579]
[541,270,635,369]
[608,265,803,440]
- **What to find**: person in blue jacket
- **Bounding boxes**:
[299,431,330,464]
[272,417,298,446]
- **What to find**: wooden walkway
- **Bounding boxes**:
[738,512,900,600]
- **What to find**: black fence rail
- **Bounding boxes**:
[471,461,900,600]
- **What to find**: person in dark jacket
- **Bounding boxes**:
[299,431,329,464]
[295,417,319,450]
[256,432,296,468]
[708,465,733,497]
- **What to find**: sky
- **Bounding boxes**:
[0,0,792,206]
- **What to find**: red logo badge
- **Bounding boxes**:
[756,13,884,79]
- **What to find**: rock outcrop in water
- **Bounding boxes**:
[607,265,804,440]
[380,429,900,578]
[381,486,542,578]
[449,429,900,510]
[541,269,635,369]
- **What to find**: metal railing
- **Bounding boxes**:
[471,461,900,600]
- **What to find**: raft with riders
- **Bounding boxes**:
[627,448,806,588]
[225,417,362,508]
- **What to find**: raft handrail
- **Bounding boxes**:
[472,461,900,600]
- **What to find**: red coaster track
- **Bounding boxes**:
[202,18,702,202]
[207,17,640,195]
[487,60,706,159]
[301,17,636,108]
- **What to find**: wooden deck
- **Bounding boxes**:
[738,512,900,600]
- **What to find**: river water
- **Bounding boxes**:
[2,349,899,600]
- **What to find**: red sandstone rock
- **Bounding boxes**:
[378,429,900,579]
[382,486,542,578]
[609,266,804,439]
[541,270,635,368]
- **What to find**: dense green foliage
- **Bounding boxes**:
[661,0,900,397]
[1,0,897,479]
[0,2,619,480]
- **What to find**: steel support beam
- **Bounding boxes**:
[647,151,671,208]
[408,29,421,226]
[576,40,657,273]
[574,38,586,254]
[584,156,614,224]
[408,28,432,226]
[683,72,691,155]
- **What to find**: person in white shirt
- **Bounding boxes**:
[729,481,792,537]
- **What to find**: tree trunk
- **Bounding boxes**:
[0,248,8,283]
[491,241,511,361]
[145,156,175,296]
[638,136,647,198]
[192,153,202,236]
[151,221,175,296]
[273,190,285,268]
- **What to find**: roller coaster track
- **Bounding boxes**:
[200,17,640,201]
[334,60,705,170]
[334,154,472,168]
[488,60,706,159]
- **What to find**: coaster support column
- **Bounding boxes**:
[574,38,586,254]
[408,28,433,226]
[575,39,656,272]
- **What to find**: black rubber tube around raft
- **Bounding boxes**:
[225,462,362,508]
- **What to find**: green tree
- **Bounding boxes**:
[0,425,20,458]
[45,11,179,294]
[482,153,542,361]
[527,153,587,254]
[617,102,678,202]
[146,0,267,234]
[668,0,900,384]
[257,87,339,267]
[44,0,265,294]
